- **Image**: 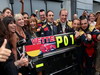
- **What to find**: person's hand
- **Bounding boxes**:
[18,73,22,75]
[19,54,28,66]
[15,54,28,67]
[22,57,28,66]
[86,34,92,41]
[20,0,24,4]
[97,34,100,41]
[0,39,11,62]
[35,10,38,15]
[37,28,41,32]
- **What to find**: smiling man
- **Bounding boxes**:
[79,16,100,75]
[57,9,73,34]
[41,10,57,37]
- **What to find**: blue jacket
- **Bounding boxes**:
[41,23,57,37]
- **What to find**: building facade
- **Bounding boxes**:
[93,0,100,13]
[0,0,100,19]
[76,0,93,17]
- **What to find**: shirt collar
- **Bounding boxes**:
[48,22,53,25]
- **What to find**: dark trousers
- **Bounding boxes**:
[82,52,96,75]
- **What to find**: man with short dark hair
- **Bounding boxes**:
[41,10,57,36]
[79,16,100,75]
[37,9,47,37]
[39,9,46,22]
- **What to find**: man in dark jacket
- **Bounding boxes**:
[57,9,73,34]
[79,16,100,75]
[41,10,57,37]
[37,9,47,37]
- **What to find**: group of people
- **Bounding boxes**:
[0,0,100,75]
